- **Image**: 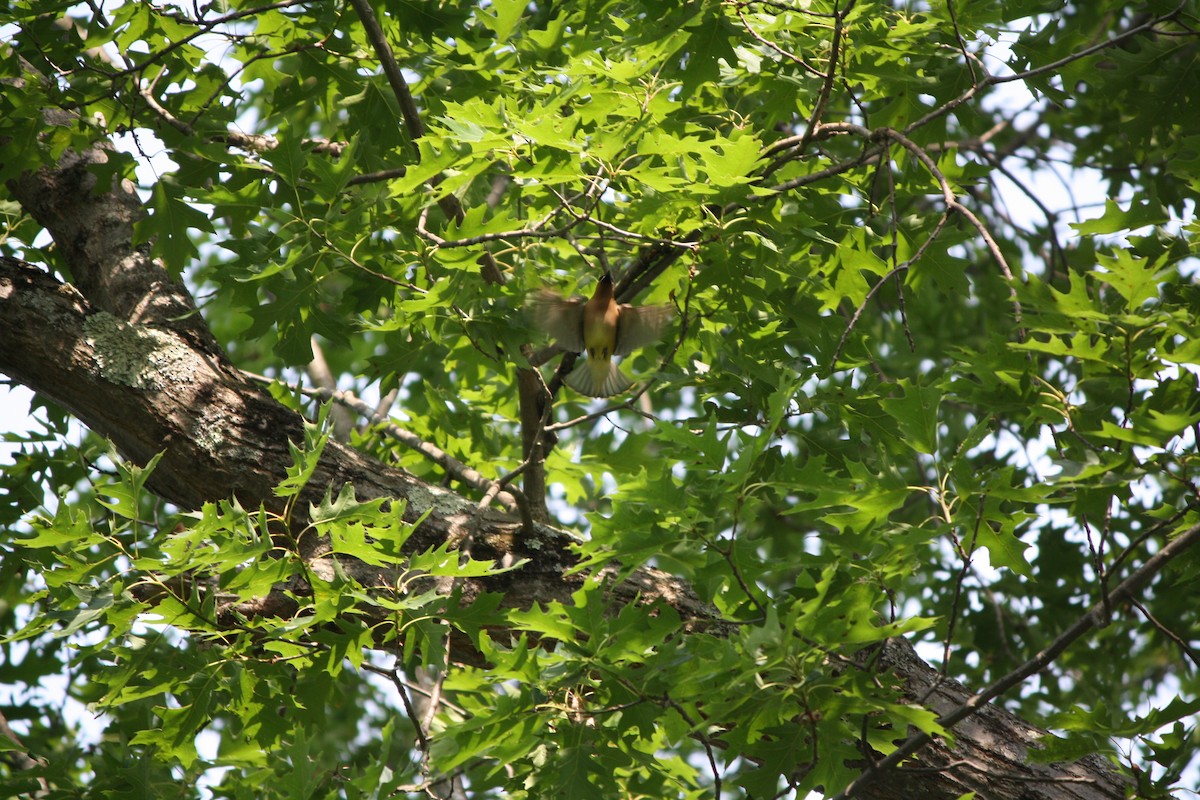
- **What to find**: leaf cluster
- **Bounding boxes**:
[2,0,1200,797]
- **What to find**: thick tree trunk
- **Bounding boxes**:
[0,147,1132,800]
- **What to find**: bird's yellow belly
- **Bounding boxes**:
[583,311,617,358]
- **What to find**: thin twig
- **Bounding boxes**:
[734,6,826,80]
[830,205,949,366]
[388,666,432,753]
[346,0,506,286]
[347,166,408,186]
[242,371,519,514]
[821,122,1026,345]
[1129,596,1200,670]
[345,0,424,143]
[306,337,356,440]
[796,0,850,154]
[944,0,978,84]
[936,496,985,687]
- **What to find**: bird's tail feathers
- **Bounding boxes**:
[565,357,633,398]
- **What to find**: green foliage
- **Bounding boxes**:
[2,0,1200,797]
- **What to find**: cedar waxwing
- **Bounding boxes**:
[528,272,674,397]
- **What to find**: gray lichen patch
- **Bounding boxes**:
[406,481,472,520]
[192,401,233,456]
[83,312,194,390]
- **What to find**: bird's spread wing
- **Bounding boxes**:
[527,289,587,352]
[614,303,674,356]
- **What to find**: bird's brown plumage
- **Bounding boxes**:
[527,273,674,397]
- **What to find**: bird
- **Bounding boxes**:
[528,272,674,397]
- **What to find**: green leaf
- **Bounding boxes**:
[96,450,164,520]
[880,380,941,455]
[274,404,333,498]
[1090,249,1167,311]
[1070,194,1167,235]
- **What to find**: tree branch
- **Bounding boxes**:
[834,523,1200,799]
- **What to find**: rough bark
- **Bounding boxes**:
[856,637,1130,800]
[0,147,1134,800]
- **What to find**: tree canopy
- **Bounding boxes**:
[2,1,1199,798]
